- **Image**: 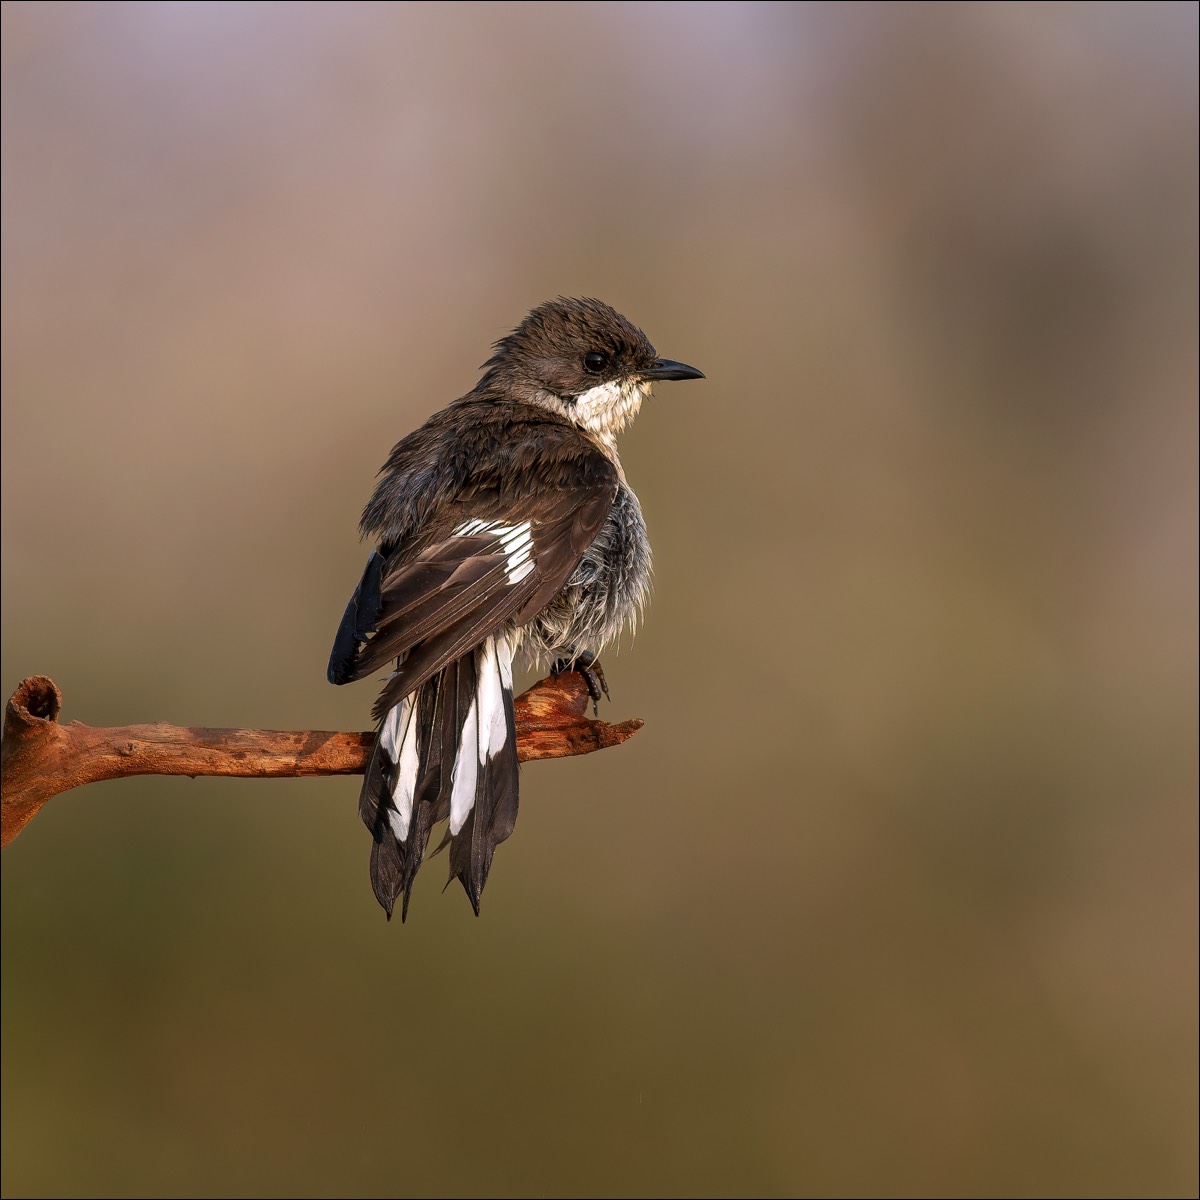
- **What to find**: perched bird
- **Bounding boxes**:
[328,298,704,918]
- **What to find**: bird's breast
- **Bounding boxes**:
[522,483,652,662]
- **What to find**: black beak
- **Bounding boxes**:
[642,358,705,382]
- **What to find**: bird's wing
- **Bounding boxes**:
[329,467,617,718]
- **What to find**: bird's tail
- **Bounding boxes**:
[359,633,519,919]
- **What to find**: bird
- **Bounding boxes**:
[328,297,704,919]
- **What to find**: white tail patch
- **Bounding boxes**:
[477,637,507,763]
[449,696,478,836]
[448,634,515,835]
[379,694,420,843]
[496,632,514,691]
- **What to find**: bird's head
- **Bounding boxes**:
[477,297,704,444]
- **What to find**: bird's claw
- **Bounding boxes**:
[552,651,609,716]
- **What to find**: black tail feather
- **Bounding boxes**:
[451,682,519,912]
[369,833,405,920]
[362,637,519,920]
[399,670,453,921]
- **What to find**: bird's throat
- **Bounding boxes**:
[535,379,649,457]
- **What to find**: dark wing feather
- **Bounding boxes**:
[330,477,616,714]
[327,550,386,684]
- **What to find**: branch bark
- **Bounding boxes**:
[1,673,642,849]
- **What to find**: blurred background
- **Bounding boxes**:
[2,2,1196,1196]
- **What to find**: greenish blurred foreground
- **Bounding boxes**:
[2,3,1196,1196]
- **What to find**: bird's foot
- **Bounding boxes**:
[552,651,609,716]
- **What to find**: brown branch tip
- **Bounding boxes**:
[0,672,642,850]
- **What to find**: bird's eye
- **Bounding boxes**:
[583,351,608,374]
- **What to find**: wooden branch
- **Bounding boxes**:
[1,673,642,849]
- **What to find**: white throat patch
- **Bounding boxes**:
[535,379,650,452]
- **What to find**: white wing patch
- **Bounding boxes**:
[452,517,537,585]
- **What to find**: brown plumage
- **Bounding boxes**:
[329,298,704,918]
